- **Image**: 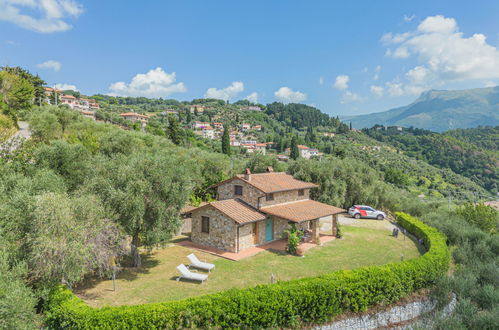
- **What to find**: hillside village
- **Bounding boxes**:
[47,91,326,161]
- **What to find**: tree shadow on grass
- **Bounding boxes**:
[386,231,427,256]
[75,253,160,293]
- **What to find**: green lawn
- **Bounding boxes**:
[76,225,423,307]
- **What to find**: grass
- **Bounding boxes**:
[76,225,423,307]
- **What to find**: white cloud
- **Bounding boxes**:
[319,76,324,85]
[370,85,384,97]
[386,82,404,97]
[406,66,430,84]
[333,75,349,90]
[382,15,499,96]
[109,67,187,98]
[484,80,496,87]
[340,91,362,104]
[54,83,77,91]
[381,32,412,44]
[373,65,381,80]
[404,14,415,22]
[0,0,84,33]
[389,46,410,58]
[245,92,258,103]
[204,81,244,101]
[37,60,61,71]
[417,15,457,34]
[274,87,306,103]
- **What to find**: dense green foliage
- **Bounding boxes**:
[455,203,498,233]
[364,126,499,192]
[44,213,449,329]
[265,102,345,130]
[0,68,35,125]
[416,207,498,328]
[446,126,499,150]
[0,245,38,329]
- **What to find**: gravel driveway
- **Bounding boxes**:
[321,214,399,232]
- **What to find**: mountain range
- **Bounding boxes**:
[343,86,499,132]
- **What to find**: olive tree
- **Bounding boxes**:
[87,150,192,267]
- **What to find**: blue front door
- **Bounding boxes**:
[265,218,273,242]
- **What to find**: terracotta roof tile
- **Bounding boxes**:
[261,199,345,222]
[194,199,266,224]
[235,172,318,193]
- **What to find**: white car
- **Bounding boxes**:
[348,205,386,220]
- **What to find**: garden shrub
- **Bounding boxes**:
[285,223,302,255]
[44,212,450,329]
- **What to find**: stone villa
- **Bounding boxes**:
[189,168,344,253]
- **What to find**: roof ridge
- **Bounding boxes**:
[261,199,310,208]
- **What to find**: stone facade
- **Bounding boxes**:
[273,217,292,240]
[191,206,237,252]
[217,178,263,208]
[217,178,309,208]
[259,188,310,208]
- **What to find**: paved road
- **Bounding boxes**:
[1,121,31,151]
[16,121,31,139]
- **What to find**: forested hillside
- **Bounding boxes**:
[0,66,497,329]
[91,95,489,199]
[363,126,499,193]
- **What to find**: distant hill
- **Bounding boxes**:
[344,87,499,132]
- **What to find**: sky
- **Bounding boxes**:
[1,1,499,116]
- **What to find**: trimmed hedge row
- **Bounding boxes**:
[44,212,450,329]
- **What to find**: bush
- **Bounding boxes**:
[336,221,343,238]
[285,223,302,255]
[44,212,450,329]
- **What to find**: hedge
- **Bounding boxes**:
[44,212,450,329]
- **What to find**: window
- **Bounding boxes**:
[266,193,274,201]
[234,185,243,196]
[298,189,305,196]
[201,216,210,233]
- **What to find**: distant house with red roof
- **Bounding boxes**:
[119,112,149,126]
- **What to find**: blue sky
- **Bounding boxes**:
[1,1,499,116]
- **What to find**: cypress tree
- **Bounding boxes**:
[221,124,231,156]
[167,114,182,145]
[290,135,299,160]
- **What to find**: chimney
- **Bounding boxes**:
[266,166,274,173]
[244,168,251,181]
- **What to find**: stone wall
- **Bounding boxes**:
[238,222,255,251]
[273,216,292,240]
[259,189,310,208]
[217,178,263,208]
[217,178,310,209]
[191,206,237,252]
[315,294,457,330]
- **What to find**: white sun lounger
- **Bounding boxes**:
[187,253,215,272]
[176,264,208,283]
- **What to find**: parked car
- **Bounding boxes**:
[348,205,386,220]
